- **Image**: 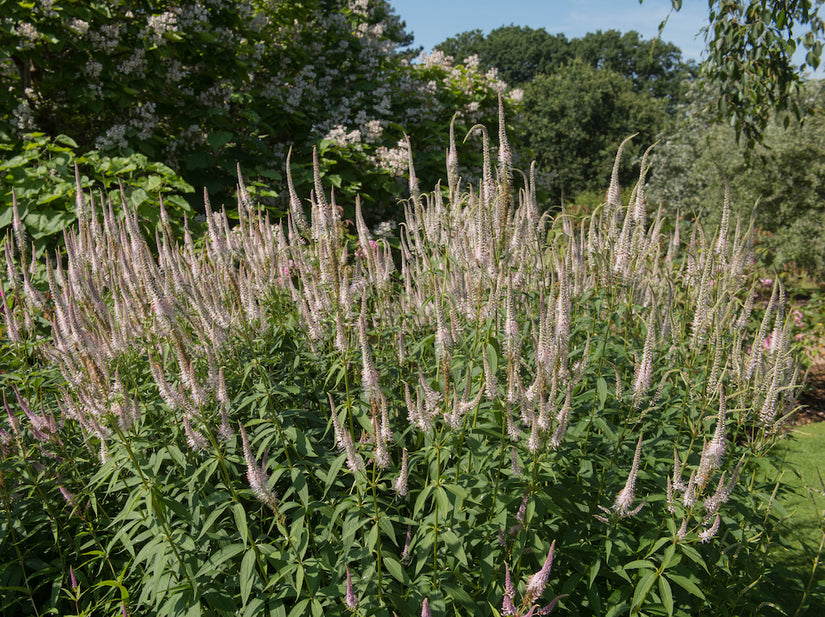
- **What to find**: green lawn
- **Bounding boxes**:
[766,421,825,615]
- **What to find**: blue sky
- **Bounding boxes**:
[390,0,710,61]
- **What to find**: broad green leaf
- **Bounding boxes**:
[667,574,705,600]
[240,549,257,606]
[441,529,468,567]
[631,570,657,612]
[195,544,245,577]
[383,555,407,583]
[234,503,248,546]
[658,575,674,617]
[624,559,656,570]
[597,376,608,407]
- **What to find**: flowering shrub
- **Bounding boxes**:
[0,111,806,616]
[1,0,519,223]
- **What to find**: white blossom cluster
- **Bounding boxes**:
[174,2,210,30]
[141,12,179,46]
[129,102,159,140]
[324,125,362,147]
[36,0,58,18]
[371,140,409,176]
[95,124,128,151]
[88,23,122,53]
[14,22,39,49]
[118,48,147,77]
[83,60,103,81]
[70,18,90,36]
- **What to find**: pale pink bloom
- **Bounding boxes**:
[401,525,412,564]
[239,424,278,509]
[699,514,721,543]
[502,562,516,615]
[393,448,408,496]
[421,597,431,617]
[345,566,358,609]
[524,541,555,606]
[613,435,645,517]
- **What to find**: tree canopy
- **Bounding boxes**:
[436,25,695,100]
[656,0,825,144]
[520,60,667,201]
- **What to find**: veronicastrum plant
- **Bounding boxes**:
[0,105,802,616]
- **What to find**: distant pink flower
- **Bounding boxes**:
[759,278,773,288]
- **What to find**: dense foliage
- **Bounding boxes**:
[0,0,519,238]
[520,60,667,202]
[436,26,694,101]
[650,0,825,145]
[0,114,811,616]
[648,80,825,273]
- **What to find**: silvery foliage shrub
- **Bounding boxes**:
[1,0,520,220]
[0,109,801,617]
[648,80,825,273]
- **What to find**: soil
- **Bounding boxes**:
[794,360,825,425]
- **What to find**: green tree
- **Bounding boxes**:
[570,29,696,102]
[648,80,825,272]
[437,25,572,85]
[436,25,694,99]
[521,59,666,202]
[655,0,825,144]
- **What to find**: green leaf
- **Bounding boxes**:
[589,559,601,587]
[195,544,245,577]
[208,131,235,150]
[631,570,657,612]
[441,529,468,567]
[678,545,708,573]
[624,559,656,570]
[378,514,397,546]
[443,583,477,611]
[287,598,309,617]
[667,574,705,600]
[240,549,257,607]
[383,555,407,583]
[413,484,433,518]
[597,376,608,407]
[234,503,248,546]
[435,485,450,515]
[658,576,674,617]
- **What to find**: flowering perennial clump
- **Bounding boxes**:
[0,104,800,616]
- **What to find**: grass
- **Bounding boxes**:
[762,421,825,615]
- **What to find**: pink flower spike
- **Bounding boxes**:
[70,566,78,590]
[345,565,358,609]
[502,562,516,616]
[524,540,556,605]
[421,597,431,617]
